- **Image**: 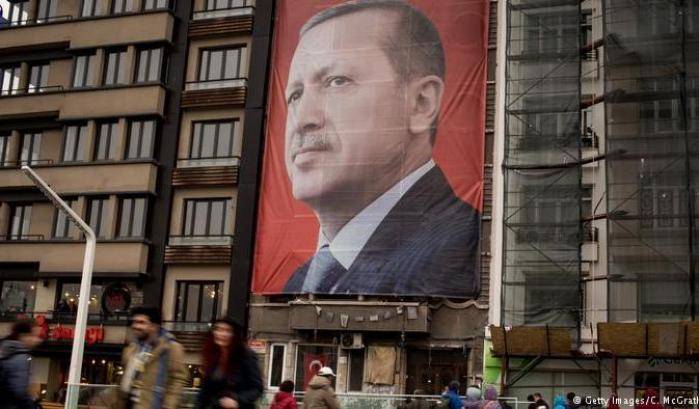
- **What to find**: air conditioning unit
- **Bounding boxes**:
[340,333,363,349]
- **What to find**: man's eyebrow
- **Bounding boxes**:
[286,63,339,93]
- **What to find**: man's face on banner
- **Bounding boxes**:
[284,10,410,205]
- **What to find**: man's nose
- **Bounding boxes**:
[295,88,325,132]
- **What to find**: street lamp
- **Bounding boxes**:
[21,165,96,409]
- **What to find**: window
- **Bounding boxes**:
[57,281,143,316]
[36,0,57,22]
[524,273,579,326]
[118,197,147,238]
[8,204,31,240]
[294,346,338,391]
[174,281,223,323]
[62,124,88,162]
[111,0,134,14]
[190,120,236,159]
[638,173,690,230]
[28,63,50,93]
[87,197,109,238]
[0,281,36,314]
[135,47,163,83]
[95,121,120,161]
[53,199,78,238]
[126,119,156,159]
[103,49,128,86]
[20,132,42,165]
[348,349,365,392]
[3,1,29,26]
[72,54,96,88]
[143,0,169,10]
[183,198,229,237]
[523,13,578,55]
[205,0,246,10]
[268,344,286,389]
[81,0,102,17]
[0,135,9,166]
[198,47,243,82]
[0,66,21,96]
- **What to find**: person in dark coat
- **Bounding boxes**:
[270,380,298,409]
[0,319,43,409]
[441,381,463,409]
[196,317,263,409]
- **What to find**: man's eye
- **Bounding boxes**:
[287,91,301,104]
[326,76,352,87]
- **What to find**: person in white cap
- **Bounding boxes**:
[302,366,341,409]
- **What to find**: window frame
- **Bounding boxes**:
[81,0,102,17]
[189,119,238,159]
[0,280,37,315]
[204,0,246,11]
[135,47,164,84]
[0,134,9,167]
[103,48,129,86]
[62,123,88,163]
[94,121,120,161]
[52,198,78,239]
[86,197,110,238]
[5,1,29,25]
[0,65,22,96]
[20,132,42,165]
[182,198,230,237]
[36,0,58,22]
[197,46,244,82]
[173,280,223,323]
[72,53,95,89]
[125,119,157,160]
[117,196,148,238]
[111,0,134,14]
[142,0,170,11]
[8,203,32,240]
[267,343,288,390]
[28,62,50,94]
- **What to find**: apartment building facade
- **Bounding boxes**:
[489,0,699,403]
[0,0,256,400]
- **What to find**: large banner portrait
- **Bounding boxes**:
[253,0,489,297]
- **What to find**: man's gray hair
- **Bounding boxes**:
[300,0,446,84]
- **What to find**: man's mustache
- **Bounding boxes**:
[290,133,330,157]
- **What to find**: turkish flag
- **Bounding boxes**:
[303,353,329,389]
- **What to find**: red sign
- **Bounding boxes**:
[35,315,105,345]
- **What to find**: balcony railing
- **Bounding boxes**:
[0,15,72,29]
[162,320,213,332]
[185,77,247,91]
[0,85,64,97]
[192,0,254,20]
[0,310,131,323]
[1,234,46,241]
[177,155,240,168]
[168,235,234,246]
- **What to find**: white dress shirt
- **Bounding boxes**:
[316,159,435,269]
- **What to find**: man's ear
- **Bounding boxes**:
[408,75,444,136]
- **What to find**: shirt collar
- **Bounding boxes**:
[317,159,435,269]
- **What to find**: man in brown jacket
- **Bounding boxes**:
[302,367,341,409]
[111,306,188,409]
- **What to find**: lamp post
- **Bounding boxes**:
[21,165,96,409]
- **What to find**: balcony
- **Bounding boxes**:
[0,239,148,275]
[164,235,233,264]
[181,78,247,109]
[0,11,174,53]
[0,161,157,194]
[0,84,167,120]
[173,156,240,187]
[189,2,254,38]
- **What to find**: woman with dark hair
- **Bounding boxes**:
[196,317,264,409]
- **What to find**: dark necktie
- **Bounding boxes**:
[301,244,347,293]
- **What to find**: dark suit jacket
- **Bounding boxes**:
[283,166,480,297]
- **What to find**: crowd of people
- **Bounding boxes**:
[0,311,669,409]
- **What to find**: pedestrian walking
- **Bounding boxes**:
[302,366,341,409]
[462,386,482,409]
[481,386,502,409]
[112,306,188,409]
[270,380,298,409]
[534,393,550,409]
[0,319,43,409]
[440,381,463,409]
[196,317,263,409]
[527,395,537,409]
[553,396,567,409]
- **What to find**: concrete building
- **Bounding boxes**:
[489,0,699,404]
[0,0,255,401]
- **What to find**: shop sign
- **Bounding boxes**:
[35,315,105,345]
[248,339,267,354]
